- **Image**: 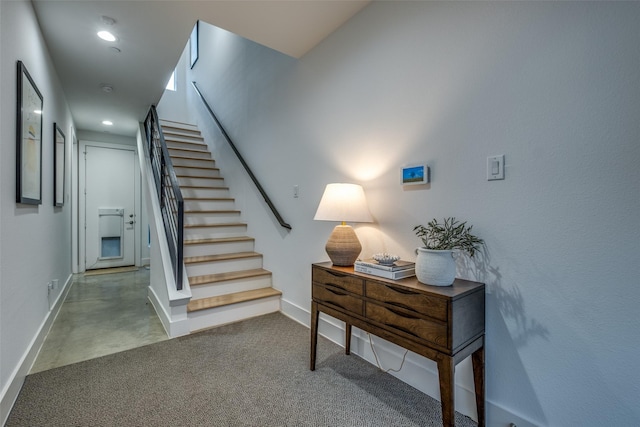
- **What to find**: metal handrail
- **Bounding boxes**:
[191,81,292,231]
[144,106,184,290]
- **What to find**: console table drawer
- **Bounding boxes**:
[313,283,364,316]
[366,302,448,348]
[313,268,364,295]
[365,281,448,322]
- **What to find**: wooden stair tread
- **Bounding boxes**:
[187,287,281,312]
[173,165,219,171]
[183,197,234,201]
[184,236,254,245]
[180,185,229,190]
[184,222,246,229]
[189,268,272,286]
[184,251,260,264]
[170,155,214,161]
[184,209,240,215]
[177,175,223,180]
[168,147,210,154]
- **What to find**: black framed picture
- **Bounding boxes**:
[16,61,43,205]
[190,20,199,68]
[53,123,65,207]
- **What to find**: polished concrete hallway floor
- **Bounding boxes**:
[30,267,168,373]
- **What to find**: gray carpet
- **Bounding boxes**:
[7,313,477,426]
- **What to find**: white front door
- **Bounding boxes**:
[84,145,136,270]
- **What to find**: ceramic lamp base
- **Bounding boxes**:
[325,225,362,266]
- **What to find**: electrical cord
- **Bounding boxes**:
[368,333,409,373]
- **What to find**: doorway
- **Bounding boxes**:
[80,142,139,271]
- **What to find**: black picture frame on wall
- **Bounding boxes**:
[53,123,65,207]
[16,60,43,205]
[190,20,199,68]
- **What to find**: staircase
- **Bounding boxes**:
[159,119,281,333]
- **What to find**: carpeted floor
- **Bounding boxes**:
[7,313,477,426]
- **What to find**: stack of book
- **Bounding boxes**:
[354,259,415,280]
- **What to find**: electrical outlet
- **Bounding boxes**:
[293,185,299,198]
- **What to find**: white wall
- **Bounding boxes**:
[0,0,74,421]
[157,45,190,124]
[177,2,640,426]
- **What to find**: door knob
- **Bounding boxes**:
[127,220,135,225]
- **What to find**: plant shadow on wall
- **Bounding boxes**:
[457,245,549,348]
[457,246,549,424]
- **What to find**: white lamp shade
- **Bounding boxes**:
[313,183,373,223]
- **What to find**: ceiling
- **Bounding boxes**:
[32,0,370,137]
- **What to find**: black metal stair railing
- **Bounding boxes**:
[144,106,184,290]
[191,81,292,231]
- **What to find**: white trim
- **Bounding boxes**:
[0,273,73,425]
[78,140,140,272]
[147,285,190,338]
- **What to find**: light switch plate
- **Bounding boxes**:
[487,155,505,180]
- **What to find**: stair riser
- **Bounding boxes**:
[183,240,254,257]
[169,149,211,160]
[163,130,203,139]
[166,140,208,151]
[160,122,199,132]
[184,225,248,240]
[188,297,281,333]
[178,177,224,187]
[184,200,235,211]
[172,158,216,169]
[190,275,273,299]
[184,212,241,226]
[174,167,220,179]
[185,257,263,277]
[181,188,230,199]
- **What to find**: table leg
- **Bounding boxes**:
[310,302,319,371]
[436,354,455,427]
[472,346,485,427]
[345,323,352,355]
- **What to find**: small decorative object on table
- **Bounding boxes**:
[413,217,483,286]
[372,253,400,266]
[354,256,415,279]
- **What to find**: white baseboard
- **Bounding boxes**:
[147,285,190,338]
[281,297,538,426]
[1,273,73,425]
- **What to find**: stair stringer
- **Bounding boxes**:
[159,119,282,333]
[136,123,191,338]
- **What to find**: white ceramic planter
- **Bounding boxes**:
[415,248,456,286]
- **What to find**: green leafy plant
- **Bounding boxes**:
[414,217,484,257]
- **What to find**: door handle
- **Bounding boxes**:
[127,220,135,225]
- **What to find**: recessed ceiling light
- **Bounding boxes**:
[109,46,121,54]
[102,120,113,126]
[97,31,117,42]
[100,84,114,93]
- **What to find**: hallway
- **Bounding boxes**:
[31,268,168,373]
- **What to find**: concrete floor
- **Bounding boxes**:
[30,267,169,373]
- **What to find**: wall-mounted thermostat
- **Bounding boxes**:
[402,163,430,185]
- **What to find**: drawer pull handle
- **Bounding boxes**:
[385,285,419,296]
[389,323,421,339]
[387,307,420,320]
[387,301,418,312]
[325,287,348,297]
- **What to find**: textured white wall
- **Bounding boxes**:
[0,0,74,419]
[169,2,639,425]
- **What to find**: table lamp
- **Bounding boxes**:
[314,183,373,266]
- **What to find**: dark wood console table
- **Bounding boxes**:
[310,262,485,427]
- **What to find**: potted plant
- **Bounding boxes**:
[413,217,483,286]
